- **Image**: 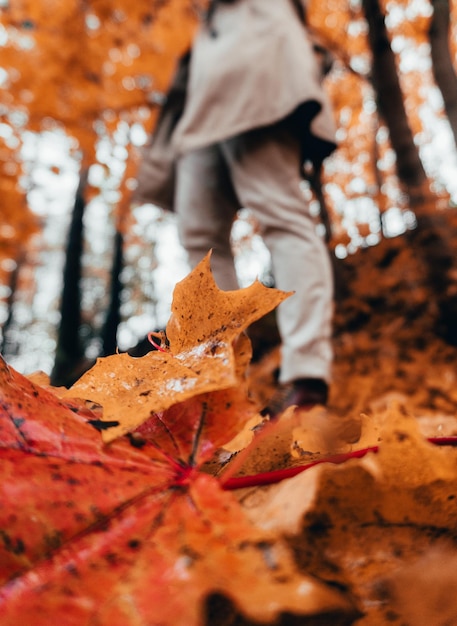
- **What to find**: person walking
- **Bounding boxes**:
[134,0,337,415]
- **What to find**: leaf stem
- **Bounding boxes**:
[221,436,457,491]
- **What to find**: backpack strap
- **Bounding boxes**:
[291,0,307,24]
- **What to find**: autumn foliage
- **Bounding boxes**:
[1,254,457,625]
[0,0,199,268]
[1,0,456,262]
[2,3,457,623]
[0,255,359,625]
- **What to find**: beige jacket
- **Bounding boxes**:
[173,0,336,154]
[133,0,336,210]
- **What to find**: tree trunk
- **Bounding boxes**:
[101,229,124,357]
[362,0,457,345]
[429,0,457,149]
[407,210,457,346]
[0,255,23,356]
[50,168,91,387]
[361,0,428,194]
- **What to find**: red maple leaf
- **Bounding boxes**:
[0,257,357,625]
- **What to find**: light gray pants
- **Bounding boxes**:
[175,125,334,384]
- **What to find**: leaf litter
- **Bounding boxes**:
[0,253,357,626]
[2,242,457,625]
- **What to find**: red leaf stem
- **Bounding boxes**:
[221,436,457,491]
[147,331,168,353]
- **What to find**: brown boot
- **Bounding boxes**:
[263,378,328,419]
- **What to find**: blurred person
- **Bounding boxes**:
[134,0,337,415]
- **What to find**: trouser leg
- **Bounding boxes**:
[175,145,240,291]
[221,126,334,384]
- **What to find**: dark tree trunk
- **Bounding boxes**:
[362,0,457,345]
[429,0,457,149]
[100,229,124,356]
[50,169,90,387]
[361,0,428,192]
[407,211,457,346]
[0,254,23,356]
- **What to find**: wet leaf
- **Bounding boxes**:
[0,470,355,626]
[0,357,356,626]
[65,253,290,443]
[0,258,357,625]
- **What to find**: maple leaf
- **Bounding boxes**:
[0,356,173,583]
[65,252,291,443]
[0,258,361,624]
[0,256,355,626]
[0,356,358,626]
[165,252,289,353]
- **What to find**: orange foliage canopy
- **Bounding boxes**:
[1,0,198,143]
[0,0,199,257]
[2,0,454,265]
[0,171,38,275]
[0,255,356,625]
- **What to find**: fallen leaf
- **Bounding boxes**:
[166,252,291,354]
[383,547,457,626]
[236,405,457,624]
[65,253,290,442]
[0,356,172,583]
[0,471,356,626]
[0,358,358,626]
[0,257,357,625]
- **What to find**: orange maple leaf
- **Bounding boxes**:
[64,252,291,443]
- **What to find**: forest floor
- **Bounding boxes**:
[235,226,457,625]
[4,219,457,626]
